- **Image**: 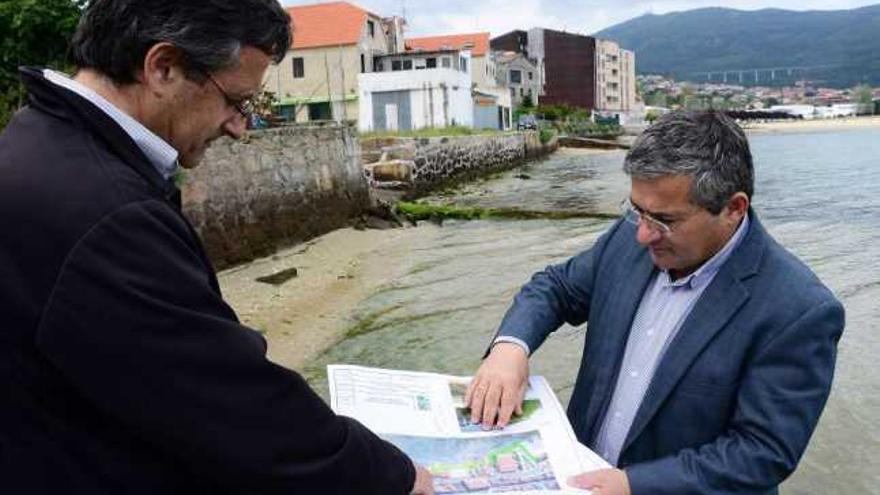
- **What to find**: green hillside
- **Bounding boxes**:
[595,5,880,87]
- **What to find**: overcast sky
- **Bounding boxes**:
[282,0,879,37]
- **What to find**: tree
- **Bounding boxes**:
[852,84,874,115]
[0,0,85,128]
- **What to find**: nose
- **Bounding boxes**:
[635,220,662,245]
[223,114,248,140]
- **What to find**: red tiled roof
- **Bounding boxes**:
[405,32,490,57]
[287,1,378,49]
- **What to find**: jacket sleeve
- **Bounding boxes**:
[495,220,623,353]
[35,200,415,494]
[624,298,844,494]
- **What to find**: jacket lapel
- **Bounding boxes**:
[621,214,765,455]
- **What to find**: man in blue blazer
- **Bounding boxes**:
[465,111,844,494]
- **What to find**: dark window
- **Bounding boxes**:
[293,57,304,78]
[308,102,332,121]
[403,59,413,70]
[373,57,382,71]
[528,71,533,80]
[426,58,437,68]
[391,60,402,71]
[367,20,375,38]
[361,54,366,73]
[460,57,467,72]
[509,70,522,84]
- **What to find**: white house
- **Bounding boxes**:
[358,49,473,131]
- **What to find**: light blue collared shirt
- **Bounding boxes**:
[43,69,180,180]
[594,213,751,465]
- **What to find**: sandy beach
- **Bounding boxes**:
[218,226,421,370]
[742,115,880,134]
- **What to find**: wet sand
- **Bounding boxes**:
[218,227,419,370]
[743,115,880,134]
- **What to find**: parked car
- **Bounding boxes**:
[516,115,538,130]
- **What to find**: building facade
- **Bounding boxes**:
[595,39,637,116]
[492,29,637,120]
[263,2,404,123]
[494,51,542,108]
[492,28,597,111]
[358,50,473,131]
[406,33,512,129]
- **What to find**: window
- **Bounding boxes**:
[509,69,522,84]
[403,59,413,70]
[391,60,402,71]
[373,57,383,71]
[441,57,451,68]
[426,57,437,68]
[361,54,366,73]
[460,57,467,73]
[528,71,533,80]
[293,57,304,78]
[367,20,375,38]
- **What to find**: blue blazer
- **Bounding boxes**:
[497,214,844,494]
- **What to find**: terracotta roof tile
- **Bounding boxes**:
[287,1,377,49]
[405,32,490,57]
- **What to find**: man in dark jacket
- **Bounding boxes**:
[0,1,433,493]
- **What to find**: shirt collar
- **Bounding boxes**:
[43,69,180,180]
[660,212,751,290]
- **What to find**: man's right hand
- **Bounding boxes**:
[410,465,435,494]
[465,342,529,429]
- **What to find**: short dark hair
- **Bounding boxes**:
[71,0,291,85]
[623,110,754,214]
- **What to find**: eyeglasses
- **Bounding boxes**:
[202,72,255,119]
[620,198,675,235]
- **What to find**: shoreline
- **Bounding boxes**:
[218,227,420,371]
[742,115,880,134]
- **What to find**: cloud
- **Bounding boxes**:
[283,0,880,36]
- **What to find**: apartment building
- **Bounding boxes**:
[492,29,637,119]
[595,39,636,116]
[263,1,405,123]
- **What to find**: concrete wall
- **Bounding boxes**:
[181,124,369,268]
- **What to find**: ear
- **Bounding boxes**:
[140,42,190,96]
[724,192,750,226]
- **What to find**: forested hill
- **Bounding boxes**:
[595,4,880,87]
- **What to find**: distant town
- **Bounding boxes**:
[261,1,879,133]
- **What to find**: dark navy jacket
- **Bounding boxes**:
[0,68,414,494]
[498,214,844,494]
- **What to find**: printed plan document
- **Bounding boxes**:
[328,365,610,494]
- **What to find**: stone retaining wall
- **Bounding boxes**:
[181,124,369,269]
[362,131,558,193]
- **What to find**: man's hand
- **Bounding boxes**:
[568,468,631,495]
[465,342,529,429]
[410,465,435,494]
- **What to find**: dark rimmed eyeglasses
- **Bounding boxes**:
[202,72,256,119]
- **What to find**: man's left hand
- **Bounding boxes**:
[567,468,631,495]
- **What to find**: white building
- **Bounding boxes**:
[406,32,512,129]
[358,50,473,131]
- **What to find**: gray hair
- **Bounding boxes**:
[623,110,754,214]
[71,0,291,85]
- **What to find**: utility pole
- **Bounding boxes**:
[324,53,333,121]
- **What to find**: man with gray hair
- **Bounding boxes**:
[0,0,432,493]
[465,111,844,494]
